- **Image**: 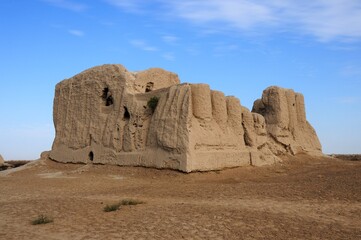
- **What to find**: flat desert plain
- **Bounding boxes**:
[1,155,360,240]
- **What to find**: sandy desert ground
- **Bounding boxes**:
[1,155,360,240]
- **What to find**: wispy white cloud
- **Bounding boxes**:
[213,43,239,56]
[130,39,158,51]
[162,35,179,44]
[337,96,360,104]
[162,52,175,61]
[43,0,88,12]
[104,0,146,13]
[340,64,361,77]
[185,46,200,56]
[164,0,276,29]
[99,21,115,27]
[106,0,361,42]
[164,0,361,41]
[68,29,85,37]
[275,1,361,42]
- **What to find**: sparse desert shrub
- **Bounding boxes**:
[0,165,8,171]
[103,199,144,212]
[120,199,144,206]
[6,160,31,168]
[147,96,159,113]
[103,203,121,212]
[31,214,53,225]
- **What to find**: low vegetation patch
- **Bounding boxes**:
[0,160,31,171]
[7,160,31,168]
[103,203,121,212]
[103,199,144,212]
[147,96,159,113]
[329,154,361,161]
[120,199,144,206]
[31,214,53,225]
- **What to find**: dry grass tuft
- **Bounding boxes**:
[103,203,121,212]
[120,199,144,206]
[31,215,53,225]
[103,199,144,212]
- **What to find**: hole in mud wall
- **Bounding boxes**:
[89,151,94,161]
[102,87,113,106]
[106,96,113,106]
[124,107,130,120]
[102,87,109,100]
[145,82,154,92]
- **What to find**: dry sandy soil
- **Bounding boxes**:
[1,155,360,240]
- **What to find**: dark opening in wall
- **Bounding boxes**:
[106,96,113,106]
[124,107,130,119]
[145,82,154,92]
[89,151,94,161]
[102,87,109,100]
[102,87,113,106]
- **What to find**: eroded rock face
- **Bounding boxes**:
[0,154,4,166]
[50,64,322,172]
[252,86,322,155]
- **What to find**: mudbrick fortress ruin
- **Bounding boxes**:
[49,64,322,172]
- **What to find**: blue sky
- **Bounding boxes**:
[0,0,360,160]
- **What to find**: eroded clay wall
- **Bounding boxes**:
[50,64,323,172]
